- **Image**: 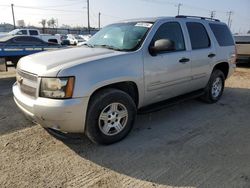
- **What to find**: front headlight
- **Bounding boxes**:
[40,77,75,99]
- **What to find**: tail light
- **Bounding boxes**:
[230,46,237,64]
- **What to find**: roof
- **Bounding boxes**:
[122,17,173,23]
[121,15,221,23]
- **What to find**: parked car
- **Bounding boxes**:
[79,34,92,41]
[0,35,61,66]
[77,35,92,46]
[77,41,86,46]
[55,34,70,45]
[13,16,236,144]
[60,34,87,46]
[234,34,250,63]
[67,34,79,45]
[73,34,86,43]
[0,29,61,44]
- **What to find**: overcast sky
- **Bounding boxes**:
[0,0,249,33]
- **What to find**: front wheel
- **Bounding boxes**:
[200,69,225,103]
[85,89,136,145]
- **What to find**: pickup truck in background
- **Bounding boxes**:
[234,34,250,63]
[0,29,61,44]
[0,35,61,71]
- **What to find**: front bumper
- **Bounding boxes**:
[13,82,88,133]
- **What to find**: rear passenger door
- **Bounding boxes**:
[186,22,216,90]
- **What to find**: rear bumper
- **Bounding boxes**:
[237,55,250,62]
[13,82,88,133]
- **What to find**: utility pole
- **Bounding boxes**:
[227,11,233,28]
[177,3,182,16]
[87,0,90,34]
[98,12,101,30]
[210,11,216,19]
[11,4,16,29]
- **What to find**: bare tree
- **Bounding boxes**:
[40,19,46,28]
[47,18,57,28]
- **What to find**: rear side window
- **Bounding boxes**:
[152,22,185,51]
[186,22,210,50]
[29,30,39,36]
[209,24,235,46]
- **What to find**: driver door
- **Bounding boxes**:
[143,22,192,105]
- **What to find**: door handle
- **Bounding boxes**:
[179,58,190,63]
[208,53,216,58]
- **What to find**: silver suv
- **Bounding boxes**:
[13,16,236,144]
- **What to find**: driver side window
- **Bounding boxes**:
[152,22,186,51]
[16,30,27,35]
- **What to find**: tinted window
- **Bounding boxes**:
[29,30,39,36]
[152,22,185,51]
[14,37,44,45]
[210,24,234,46]
[186,22,210,50]
[16,30,27,35]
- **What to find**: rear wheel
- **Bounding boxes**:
[200,69,225,103]
[85,89,136,145]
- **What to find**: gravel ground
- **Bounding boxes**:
[0,66,250,188]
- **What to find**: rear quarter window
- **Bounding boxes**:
[29,30,39,36]
[209,24,234,46]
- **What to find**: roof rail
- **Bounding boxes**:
[176,15,220,22]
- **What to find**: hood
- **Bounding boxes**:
[17,47,122,76]
[0,33,9,39]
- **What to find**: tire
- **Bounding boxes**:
[200,69,225,103]
[85,88,137,145]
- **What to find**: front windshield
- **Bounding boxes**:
[8,29,19,35]
[86,22,153,51]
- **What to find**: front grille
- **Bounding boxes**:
[16,69,38,97]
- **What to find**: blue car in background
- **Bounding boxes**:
[0,35,62,70]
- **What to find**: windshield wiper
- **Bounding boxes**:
[83,43,94,48]
[94,44,124,51]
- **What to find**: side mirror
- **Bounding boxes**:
[149,39,175,56]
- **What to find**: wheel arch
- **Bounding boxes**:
[88,81,140,108]
[212,62,229,79]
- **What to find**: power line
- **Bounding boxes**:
[101,13,125,20]
[89,8,99,27]
[140,0,175,6]
[14,5,83,13]
[38,1,82,8]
